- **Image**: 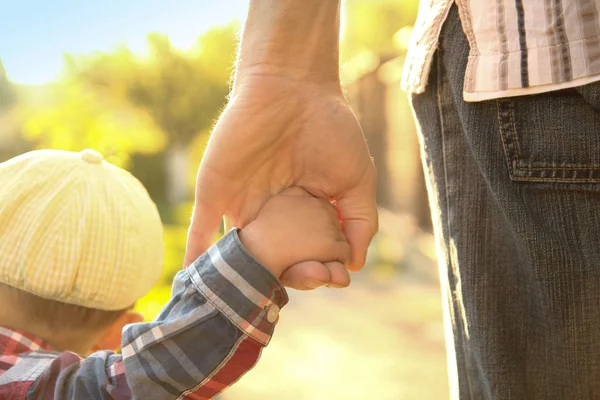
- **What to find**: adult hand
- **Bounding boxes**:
[183,74,378,290]
[184,0,377,290]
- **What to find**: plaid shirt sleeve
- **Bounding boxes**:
[26,229,288,400]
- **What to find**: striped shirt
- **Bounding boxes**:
[0,229,288,399]
[402,0,600,101]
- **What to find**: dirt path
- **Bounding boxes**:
[222,276,450,400]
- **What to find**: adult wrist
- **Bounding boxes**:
[234,0,342,86]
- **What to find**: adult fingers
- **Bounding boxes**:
[183,170,226,268]
[337,174,378,272]
[183,202,223,268]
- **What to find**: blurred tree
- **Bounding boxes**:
[0,59,35,162]
[20,24,238,202]
[71,24,238,203]
[341,0,419,62]
[74,27,236,148]
[340,0,422,218]
[21,81,165,167]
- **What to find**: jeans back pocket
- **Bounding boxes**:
[497,84,600,183]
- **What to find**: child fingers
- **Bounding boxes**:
[279,260,351,290]
[280,260,331,290]
[324,261,351,288]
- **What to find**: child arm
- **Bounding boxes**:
[23,229,287,399]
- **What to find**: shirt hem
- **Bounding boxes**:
[463,73,600,102]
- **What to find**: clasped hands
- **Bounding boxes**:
[184,74,378,290]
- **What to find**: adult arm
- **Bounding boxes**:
[185,0,378,290]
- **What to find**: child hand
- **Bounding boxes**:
[238,188,351,282]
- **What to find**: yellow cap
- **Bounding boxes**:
[0,149,165,310]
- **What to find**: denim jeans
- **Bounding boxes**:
[411,6,600,399]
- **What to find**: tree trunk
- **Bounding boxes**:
[166,144,189,205]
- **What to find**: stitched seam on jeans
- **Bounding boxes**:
[508,101,521,164]
[435,46,476,400]
[506,100,600,172]
[509,175,600,182]
[496,100,514,175]
[516,165,600,170]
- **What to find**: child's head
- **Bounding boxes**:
[0,149,164,354]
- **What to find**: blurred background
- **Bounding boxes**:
[0,1,449,399]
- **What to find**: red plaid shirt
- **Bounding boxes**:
[0,327,80,396]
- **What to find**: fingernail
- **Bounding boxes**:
[327,283,346,289]
[304,279,327,289]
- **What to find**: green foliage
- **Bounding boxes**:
[71,24,238,148]
[136,223,189,320]
[16,23,238,168]
[22,81,165,166]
